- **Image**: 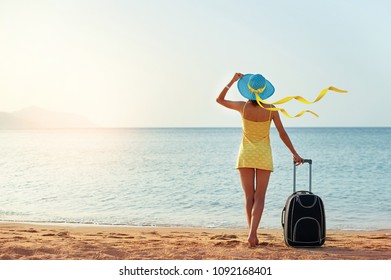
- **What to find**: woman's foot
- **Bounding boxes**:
[247,236,259,248]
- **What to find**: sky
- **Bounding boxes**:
[1,0,390,127]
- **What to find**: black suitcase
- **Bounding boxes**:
[281,159,326,247]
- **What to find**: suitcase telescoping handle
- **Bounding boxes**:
[293,159,312,192]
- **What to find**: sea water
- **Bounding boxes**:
[0,128,390,230]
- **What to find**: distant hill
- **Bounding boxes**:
[0,107,96,129]
[0,112,35,129]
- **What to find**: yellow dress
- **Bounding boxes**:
[236,105,273,171]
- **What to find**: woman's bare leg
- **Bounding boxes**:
[248,169,271,247]
[238,168,255,228]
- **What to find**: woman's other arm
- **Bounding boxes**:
[272,109,304,165]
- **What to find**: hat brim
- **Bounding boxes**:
[237,74,275,100]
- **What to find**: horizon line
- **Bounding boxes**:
[1,126,390,130]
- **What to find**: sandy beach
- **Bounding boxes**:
[0,222,389,260]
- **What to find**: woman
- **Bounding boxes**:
[216,72,304,247]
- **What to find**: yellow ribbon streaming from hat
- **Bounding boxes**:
[254,86,348,118]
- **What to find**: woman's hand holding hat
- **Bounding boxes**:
[225,73,243,89]
[231,73,244,83]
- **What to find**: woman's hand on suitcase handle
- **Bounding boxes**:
[293,154,304,165]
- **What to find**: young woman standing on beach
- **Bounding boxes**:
[216,72,304,247]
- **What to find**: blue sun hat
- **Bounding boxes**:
[237,73,275,101]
